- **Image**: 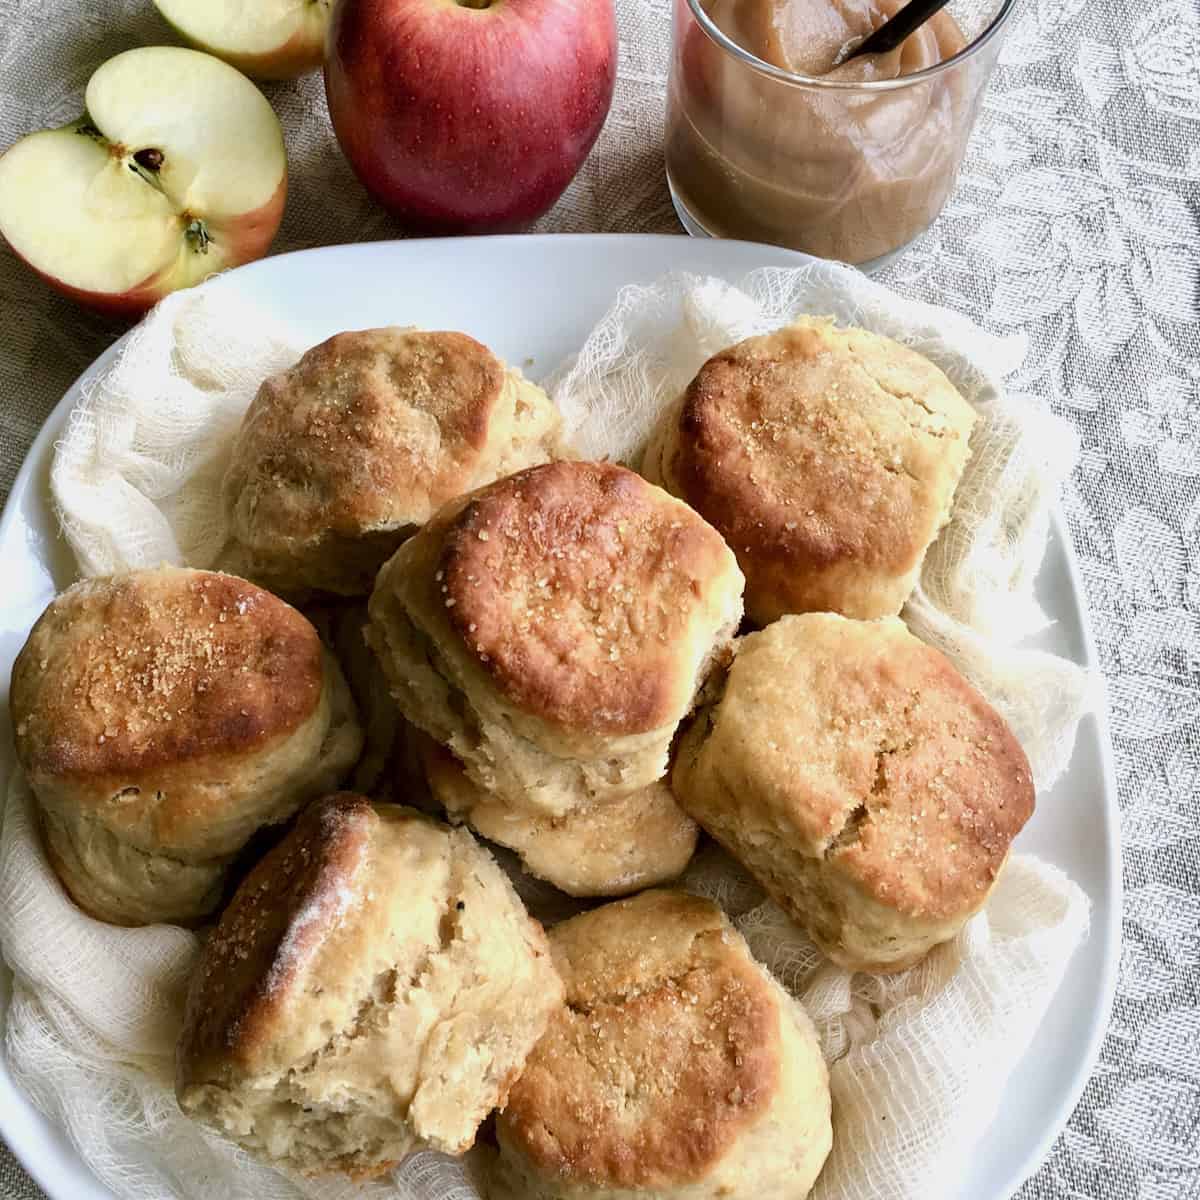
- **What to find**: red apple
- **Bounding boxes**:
[324,0,616,233]
[0,47,287,318]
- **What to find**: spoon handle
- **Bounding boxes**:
[842,0,955,62]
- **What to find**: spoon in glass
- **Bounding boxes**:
[836,0,955,65]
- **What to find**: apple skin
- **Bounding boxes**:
[217,33,326,81]
[0,170,287,320]
[325,0,617,233]
[155,1,331,81]
[9,253,179,320]
[165,26,326,81]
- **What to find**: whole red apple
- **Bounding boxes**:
[324,0,616,232]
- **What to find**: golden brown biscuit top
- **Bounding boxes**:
[436,461,741,735]
[178,792,374,1077]
[713,614,1035,920]
[11,567,323,780]
[499,890,779,1188]
[670,318,976,571]
[226,328,506,545]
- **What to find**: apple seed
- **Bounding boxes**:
[134,148,164,172]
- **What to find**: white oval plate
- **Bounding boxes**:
[0,235,1120,1200]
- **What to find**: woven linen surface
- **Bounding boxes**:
[0,0,1196,1197]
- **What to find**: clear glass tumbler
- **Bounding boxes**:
[665,0,1016,271]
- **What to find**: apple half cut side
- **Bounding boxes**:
[154,0,332,80]
[0,46,287,318]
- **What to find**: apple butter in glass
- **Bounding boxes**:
[665,0,1015,269]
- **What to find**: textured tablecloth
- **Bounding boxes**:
[0,0,1197,1197]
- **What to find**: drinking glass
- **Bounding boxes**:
[665,0,1017,271]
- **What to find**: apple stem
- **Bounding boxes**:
[456,0,493,8]
[185,218,212,256]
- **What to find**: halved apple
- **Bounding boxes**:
[0,47,287,317]
[155,0,332,80]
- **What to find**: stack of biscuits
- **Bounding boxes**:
[11,317,1035,1198]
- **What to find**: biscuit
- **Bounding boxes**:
[10,567,361,925]
[418,734,699,897]
[367,460,744,816]
[643,318,976,624]
[491,889,832,1200]
[672,613,1036,972]
[223,327,566,596]
[176,794,563,1177]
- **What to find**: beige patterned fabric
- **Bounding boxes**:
[0,1,1197,1199]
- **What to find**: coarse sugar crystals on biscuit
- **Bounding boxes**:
[491,889,831,1200]
[643,317,977,625]
[10,566,361,926]
[223,327,567,596]
[672,613,1036,973]
[366,460,744,816]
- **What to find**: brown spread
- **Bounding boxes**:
[666,0,970,265]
